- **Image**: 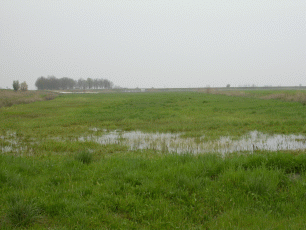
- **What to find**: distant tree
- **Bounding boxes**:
[68,78,75,89]
[78,78,87,90]
[59,77,75,90]
[87,78,94,89]
[93,79,99,89]
[98,79,104,88]
[35,76,46,90]
[59,77,67,89]
[226,84,230,88]
[20,81,28,91]
[104,79,113,89]
[13,80,20,91]
[47,76,59,90]
[76,79,81,89]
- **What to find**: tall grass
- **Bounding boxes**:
[0,89,58,108]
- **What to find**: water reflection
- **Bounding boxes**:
[80,130,306,154]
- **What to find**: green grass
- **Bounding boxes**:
[0,151,306,229]
[5,196,42,228]
[1,91,306,140]
[1,91,306,228]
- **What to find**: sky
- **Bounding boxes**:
[0,0,305,89]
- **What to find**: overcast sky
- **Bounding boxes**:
[1,1,305,89]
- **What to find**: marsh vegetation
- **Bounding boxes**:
[0,90,58,108]
[1,90,306,229]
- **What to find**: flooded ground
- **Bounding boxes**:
[0,131,35,154]
[1,130,306,154]
[80,130,306,154]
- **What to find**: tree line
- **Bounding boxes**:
[35,76,114,90]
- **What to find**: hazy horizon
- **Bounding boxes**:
[1,1,305,90]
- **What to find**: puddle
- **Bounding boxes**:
[2,130,306,154]
[80,130,306,154]
[0,131,32,153]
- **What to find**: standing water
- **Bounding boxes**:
[2,130,306,154]
[79,130,306,154]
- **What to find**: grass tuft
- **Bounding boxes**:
[75,151,93,164]
[5,198,41,228]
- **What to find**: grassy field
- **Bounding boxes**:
[1,90,306,229]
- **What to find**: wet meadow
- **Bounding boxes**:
[1,90,306,229]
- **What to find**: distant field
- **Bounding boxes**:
[1,90,306,138]
[210,89,306,105]
[1,91,306,229]
[0,89,58,108]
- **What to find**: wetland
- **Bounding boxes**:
[1,90,306,229]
